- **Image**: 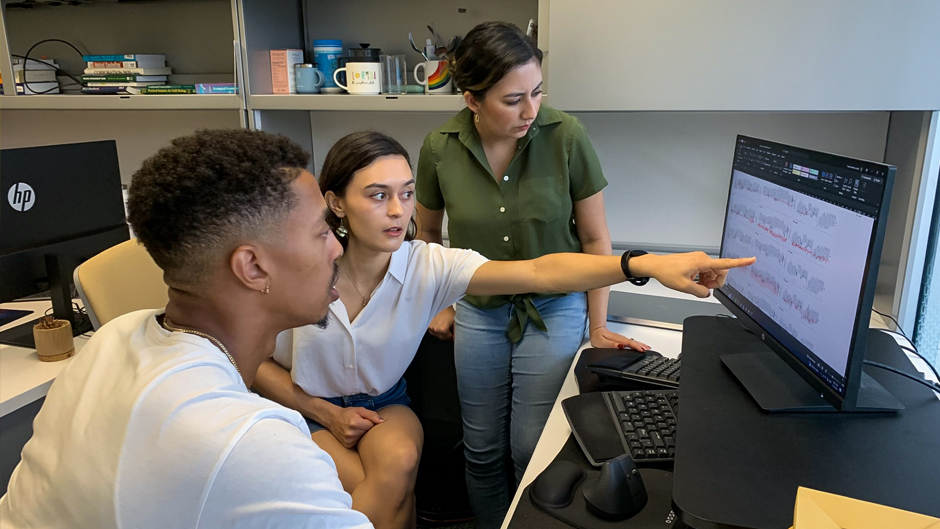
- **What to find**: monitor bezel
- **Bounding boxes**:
[715,135,896,411]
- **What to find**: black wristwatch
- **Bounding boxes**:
[621,250,650,286]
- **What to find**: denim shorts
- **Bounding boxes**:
[305,377,411,434]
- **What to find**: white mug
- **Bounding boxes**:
[414,60,453,94]
[334,61,382,95]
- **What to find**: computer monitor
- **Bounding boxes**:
[1,140,130,348]
[715,135,902,413]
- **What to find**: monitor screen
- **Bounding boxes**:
[718,136,891,398]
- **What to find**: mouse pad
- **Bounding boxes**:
[508,436,676,529]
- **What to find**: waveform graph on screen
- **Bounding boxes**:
[757,212,791,243]
[791,231,832,263]
[723,168,878,377]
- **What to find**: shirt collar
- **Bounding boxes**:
[387,241,409,285]
[441,106,564,175]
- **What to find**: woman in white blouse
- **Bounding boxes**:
[252,132,753,529]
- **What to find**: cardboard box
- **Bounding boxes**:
[791,487,939,529]
[270,49,304,94]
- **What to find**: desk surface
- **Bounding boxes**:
[0,301,89,417]
[503,285,936,529]
[673,316,940,528]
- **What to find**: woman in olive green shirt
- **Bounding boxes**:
[416,22,636,528]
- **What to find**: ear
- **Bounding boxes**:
[229,244,270,293]
[463,91,482,115]
[324,190,345,219]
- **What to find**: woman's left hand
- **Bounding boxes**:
[590,326,651,351]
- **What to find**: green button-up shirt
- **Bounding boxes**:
[417,105,608,341]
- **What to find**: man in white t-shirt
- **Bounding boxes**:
[0,129,371,529]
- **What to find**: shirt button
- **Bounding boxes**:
[499,207,506,213]
[346,365,353,369]
[503,236,510,242]
[503,175,509,181]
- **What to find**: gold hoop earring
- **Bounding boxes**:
[474,113,480,123]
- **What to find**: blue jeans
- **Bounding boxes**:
[304,377,411,434]
[454,292,588,529]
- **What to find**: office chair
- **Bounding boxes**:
[405,332,474,524]
[73,238,168,329]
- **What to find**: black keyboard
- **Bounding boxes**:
[591,355,681,389]
[605,389,678,463]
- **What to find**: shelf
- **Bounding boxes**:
[249,94,466,112]
[0,94,244,110]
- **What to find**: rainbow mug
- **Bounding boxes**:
[414,60,453,95]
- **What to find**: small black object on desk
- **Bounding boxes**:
[672,316,940,528]
[515,436,676,529]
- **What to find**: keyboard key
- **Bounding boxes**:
[621,420,635,432]
[664,436,675,447]
[645,448,658,458]
[650,431,664,448]
[633,449,646,459]
[637,428,649,438]
[657,448,670,458]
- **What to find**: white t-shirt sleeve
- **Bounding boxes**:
[198,418,373,529]
[425,243,489,316]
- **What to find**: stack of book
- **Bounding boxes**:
[79,53,238,95]
[3,57,61,95]
[81,54,171,94]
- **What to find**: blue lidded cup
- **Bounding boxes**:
[313,39,343,93]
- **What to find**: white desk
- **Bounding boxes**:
[500,283,936,529]
[0,301,90,417]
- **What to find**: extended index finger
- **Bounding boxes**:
[707,256,756,270]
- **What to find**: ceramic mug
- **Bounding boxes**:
[414,60,453,94]
[334,61,382,95]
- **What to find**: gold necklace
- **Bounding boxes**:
[160,315,245,385]
[342,264,384,309]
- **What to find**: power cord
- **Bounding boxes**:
[714,312,940,390]
[863,360,940,395]
[13,38,87,94]
[869,309,940,383]
[872,308,910,341]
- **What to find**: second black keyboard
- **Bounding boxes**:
[604,389,679,463]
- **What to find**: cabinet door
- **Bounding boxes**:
[545,0,940,111]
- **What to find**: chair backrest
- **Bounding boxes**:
[73,238,168,329]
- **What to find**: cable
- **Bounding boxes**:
[864,360,940,395]
[869,327,940,382]
[872,308,910,341]
[14,38,87,94]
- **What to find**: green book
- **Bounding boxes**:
[141,85,196,94]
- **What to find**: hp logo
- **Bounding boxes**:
[7,182,36,212]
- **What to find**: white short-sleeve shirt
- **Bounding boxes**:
[0,309,373,529]
[274,241,488,397]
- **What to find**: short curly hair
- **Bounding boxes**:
[127,128,311,287]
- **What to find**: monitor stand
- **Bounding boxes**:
[0,255,93,349]
[721,351,904,413]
